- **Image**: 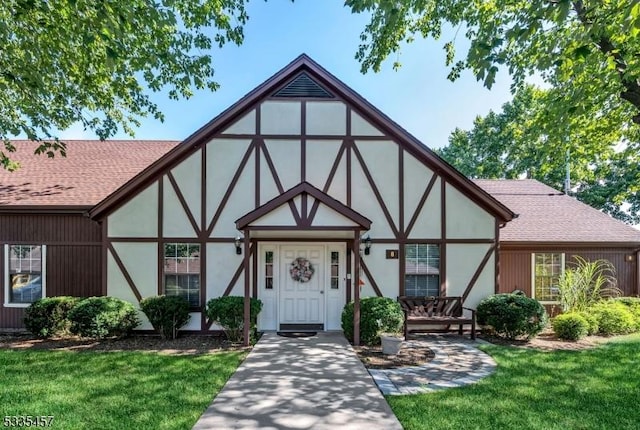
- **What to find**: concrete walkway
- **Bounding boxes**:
[193,332,402,430]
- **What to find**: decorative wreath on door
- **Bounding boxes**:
[289,257,315,283]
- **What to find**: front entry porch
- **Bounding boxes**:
[235,182,372,345]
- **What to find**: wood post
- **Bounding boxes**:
[243,230,251,347]
[353,232,361,346]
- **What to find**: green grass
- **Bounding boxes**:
[0,349,246,429]
[389,334,640,430]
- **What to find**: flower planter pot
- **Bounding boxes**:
[380,335,403,355]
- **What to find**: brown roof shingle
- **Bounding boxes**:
[474,179,640,244]
[0,140,178,206]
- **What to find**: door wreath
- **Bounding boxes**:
[289,257,314,283]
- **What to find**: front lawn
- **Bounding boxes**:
[389,334,640,430]
[0,349,245,429]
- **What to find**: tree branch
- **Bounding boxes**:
[573,1,640,123]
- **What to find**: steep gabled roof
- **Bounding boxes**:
[89,54,515,222]
[475,179,640,245]
[0,140,177,210]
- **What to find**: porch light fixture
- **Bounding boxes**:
[363,235,371,255]
[234,236,243,255]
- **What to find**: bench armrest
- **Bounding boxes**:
[462,307,476,318]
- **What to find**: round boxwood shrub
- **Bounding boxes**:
[477,293,548,340]
[68,296,140,339]
[577,311,599,335]
[341,297,404,346]
[588,301,636,336]
[552,313,589,341]
[24,296,82,338]
[206,296,262,343]
[140,295,190,340]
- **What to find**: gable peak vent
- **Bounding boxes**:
[273,72,334,98]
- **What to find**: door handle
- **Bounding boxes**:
[320,290,324,294]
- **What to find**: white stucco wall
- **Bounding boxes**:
[170,149,202,228]
[261,101,301,135]
[360,244,399,298]
[108,183,158,237]
[305,140,343,191]
[306,101,346,135]
[206,138,253,228]
[351,111,384,136]
[222,109,256,134]
[446,243,495,309]
[163,177,197,237]
[446,184,494,239]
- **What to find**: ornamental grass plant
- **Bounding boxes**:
[556,256,621,312]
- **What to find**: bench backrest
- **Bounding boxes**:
[397,296,464,318]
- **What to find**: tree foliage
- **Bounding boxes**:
[0,0,250,170]
[436,85,640,223]
[347,1,640,125]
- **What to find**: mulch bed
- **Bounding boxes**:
[0,333,249,355]
[354,344,435,369]
[479,327,601,351]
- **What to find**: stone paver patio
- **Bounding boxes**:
[368,335,497,395]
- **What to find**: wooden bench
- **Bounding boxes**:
[398,296,476,340]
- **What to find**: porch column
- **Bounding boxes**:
[353,232,361,346]
[243,229,251,347]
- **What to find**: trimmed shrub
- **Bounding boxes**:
[341,297,404,346]
[68,296,140,339]
[552,313,589,341]
[612,297,640,331]
[206,296,262,343]
[140,295,190,340]
[588,301,636,336]
[477,293,548,340]
[24,296,81,337]
[577,311,600,335]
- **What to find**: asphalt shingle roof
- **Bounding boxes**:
[0,140,178,206]
[474,179,640,244]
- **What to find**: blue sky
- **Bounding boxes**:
[62,1,514,149]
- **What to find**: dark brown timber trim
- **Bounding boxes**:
[353,233,361,346]
[101,220,108,295]
[200,239,207,330]
[255,137,260,208]
[260,139,302,225]
[495,220,500,294]
[301,101,307,182]
[223,259,246,297]
[440,178,447,296]
[398,146,404,237]
[351,142,400,238]
[462,244,496,302]
[308,140,346,222]
[346,140,352,206]
[206,139,256,235]
[242,229,251,347]
[167,171,201,236]
[399,241,406,297]
[157,178,164,295]
[360,259,383,297]
[405,173,439,238]
[108,243,142,302]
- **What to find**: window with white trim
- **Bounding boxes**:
[4,245,46,306]
[164,243,200,308]
[405,244,440,296]
[532,253,564,302]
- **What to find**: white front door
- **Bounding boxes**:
[279,245,324,327]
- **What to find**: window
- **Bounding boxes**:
[164,243,200,308]
[4,245,46,306]
[533,253,564,302]
[265,251,274,289]
[405,244,440,296]
[330,251,339,289]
